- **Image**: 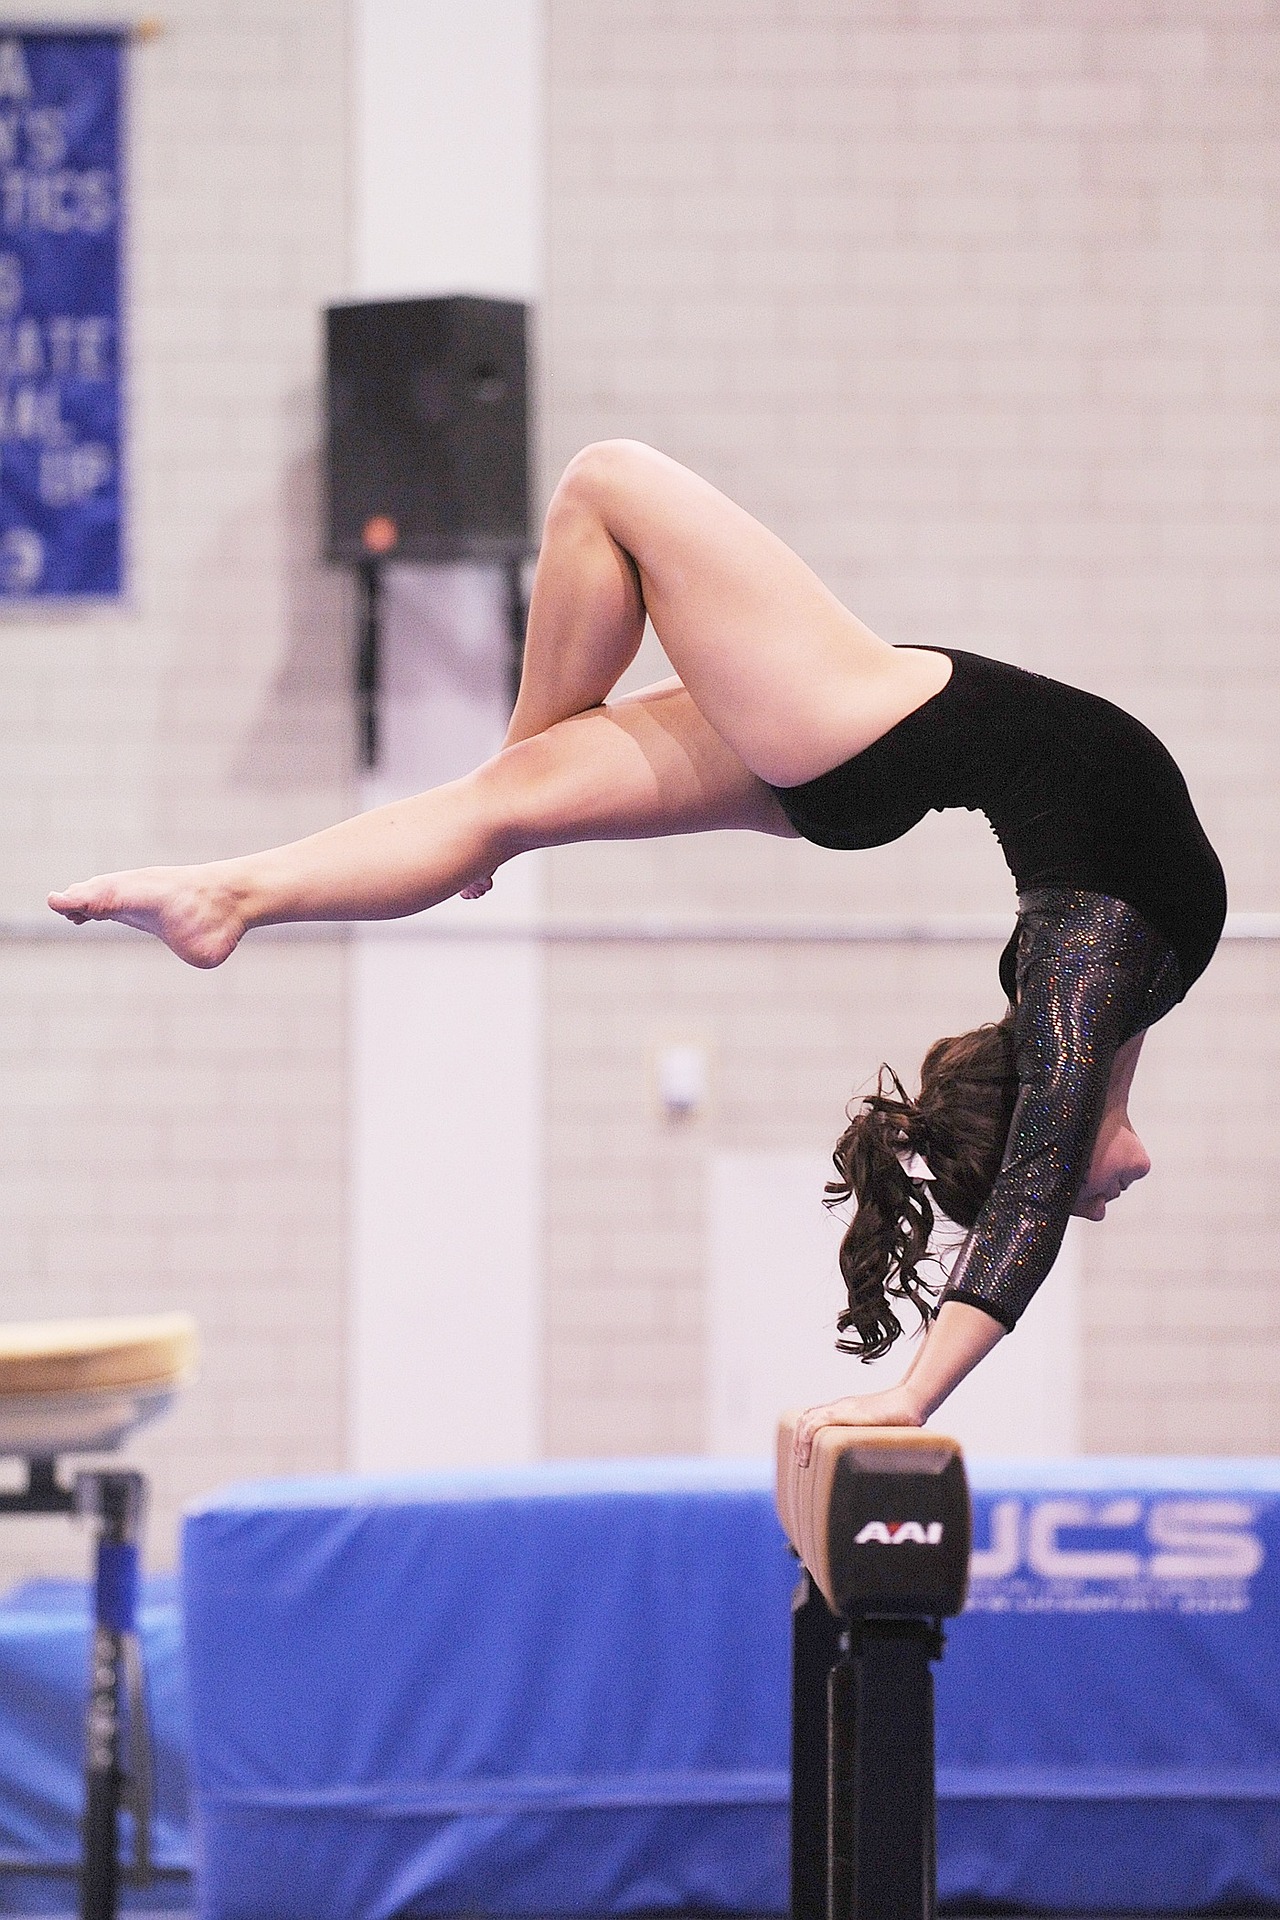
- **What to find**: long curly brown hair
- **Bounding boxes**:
[826,1013,1019,1360]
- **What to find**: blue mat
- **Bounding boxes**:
[0,1575,190,1913]
[5,1462,1280,1917]
[179,1457,1280,1920]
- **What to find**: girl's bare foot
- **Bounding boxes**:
[47,864,248,969]
[458,874,494,901]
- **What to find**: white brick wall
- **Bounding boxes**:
[0,0,350,1583]
[0,0,1274,1590]
[542,0,1280,1456]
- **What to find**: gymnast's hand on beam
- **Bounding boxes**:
[47,865,246,969]
[792,1384,923,1467]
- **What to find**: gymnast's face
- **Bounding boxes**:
[1071,1030,1151,1222]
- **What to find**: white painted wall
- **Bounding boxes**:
[352,0,543,302]
[348,2,545,1470]
[707,1151,1080,1461]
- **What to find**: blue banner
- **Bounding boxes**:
[0,30,122,598]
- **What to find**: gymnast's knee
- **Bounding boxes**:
[468,739,558,864]
[551,438,659,524]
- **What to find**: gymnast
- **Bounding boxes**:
[48,442,1226,1461]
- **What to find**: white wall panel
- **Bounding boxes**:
[349,3,545,1468]
[708,1151,1080,1461]
[353,0,542,302]
[347,565,546,1470]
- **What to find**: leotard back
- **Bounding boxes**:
[767,649,1227,1333]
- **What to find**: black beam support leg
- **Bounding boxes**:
[790,1581,944,1920]
[844,1618,942,1920]
[791,1570,846,1920]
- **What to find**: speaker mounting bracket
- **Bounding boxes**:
[355,559,382,769]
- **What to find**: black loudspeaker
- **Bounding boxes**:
[325,295,529,565]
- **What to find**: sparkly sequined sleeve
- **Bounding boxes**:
[940,890,1181,1332]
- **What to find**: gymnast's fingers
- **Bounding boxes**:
[793,1402,836,1467]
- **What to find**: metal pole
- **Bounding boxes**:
[78,1470,146,1920]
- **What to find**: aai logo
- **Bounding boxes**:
[855,1520,945,1546]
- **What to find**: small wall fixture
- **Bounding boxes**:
[655,1044,709,1122]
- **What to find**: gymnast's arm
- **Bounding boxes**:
[936,936,1140,1332]
[790,1301,1004,1463]
[793,933,1146,1464]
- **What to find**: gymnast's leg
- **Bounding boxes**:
[455,438,950,898]
[505,439,949,786]
[47,682,793,967]
[48,441,946,963]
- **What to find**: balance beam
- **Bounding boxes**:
[776,1418,972,1920]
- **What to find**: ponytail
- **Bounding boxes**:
[826,1013,1019,1360]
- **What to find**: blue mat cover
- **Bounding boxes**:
[179,1458,1280,1920]
[4,1463,1280,1917]
[0,1575,190,1913]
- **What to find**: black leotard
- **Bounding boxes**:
[768,649,1227,1332]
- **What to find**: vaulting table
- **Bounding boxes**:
[0,1312,197,1920]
